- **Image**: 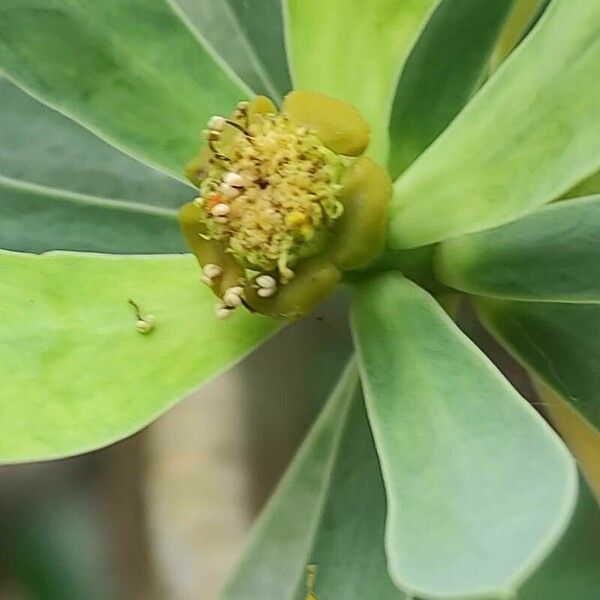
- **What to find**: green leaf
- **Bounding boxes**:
[534,382,600,501]
[437,195,600,302]
[351,274,577,599]
[562,168,600,199]
[284,0,438,163]
[0,176,185,254]
[477,298,600,430]
[0,0,248,180]
[490,0,548,69]
[388,0,514,178]
[0,251,277,462]
[170,0,291,101]
[223,361,404,599]
[518,477,600,600]
[0,76,191,207]
[388,0,600,249]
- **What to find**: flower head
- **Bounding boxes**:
[179,91,392,319]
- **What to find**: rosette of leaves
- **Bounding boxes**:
[0,1,598,599]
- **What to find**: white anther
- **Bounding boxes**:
[220,182,240,198]
[208,115,226,131]
[193,196,204,207]
[203,263,222,279]
[203,129,217,140]
[201,275,214,286]
[223,286,243,308]
[256,275,277,289]
[257,287,276,298]
[210,203,231,217]
[214,216,228,224]
[223,172,248,188]
[135,315,156,334]
[215,303,232,320]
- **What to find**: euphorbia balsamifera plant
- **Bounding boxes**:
[0,0,598,599]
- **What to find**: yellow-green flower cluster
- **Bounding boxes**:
[180,91,392,319]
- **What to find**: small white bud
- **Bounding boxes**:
[214,216,228,224]
[203,264,222,279]
[220,183,240,198]
[193,196,204,207]
[257,287,276,298]
[210,203,231,217]
[201,275,214,286]
[256,275,277,289]
[208,115,226,131]
[223,172,248,188]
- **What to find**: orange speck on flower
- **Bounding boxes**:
[206,194,224,209]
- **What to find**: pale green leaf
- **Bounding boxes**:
[223,361,404,599]
[0,176,185,254]
[477,298,600,430]
[518,477,600,600]
[562,169,600,199]
[0,251,277,462]
[0,0,248,180]
[388,0,514,178]
[225,0,291,98]
[351,274,577,599]
[284,0,438,163]
[388,0,600,249]
[169,0,291,101]
[437,195,600,302]
[0,76,191,207]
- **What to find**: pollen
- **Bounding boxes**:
[195,107,346,282]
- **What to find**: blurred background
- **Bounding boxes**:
[0,294,352,600]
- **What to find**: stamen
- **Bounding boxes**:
[256,275,277,289]
[257,287,276,298]
[225,119,253,141]
[203,264,223,279]
[128,299,156,334]
[207,115,226,131]
[223,172,249,188]
[215,303,232,319]
[204,129,231,162]
[220,183,240,198]
[223,285,244,308]
[210,203,231,217]
[135,316,156,333]
[235,101,250,126]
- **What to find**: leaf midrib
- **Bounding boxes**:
[288,365,357,599]
[0,174,178,220]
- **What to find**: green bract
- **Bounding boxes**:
[0,0,598,598]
